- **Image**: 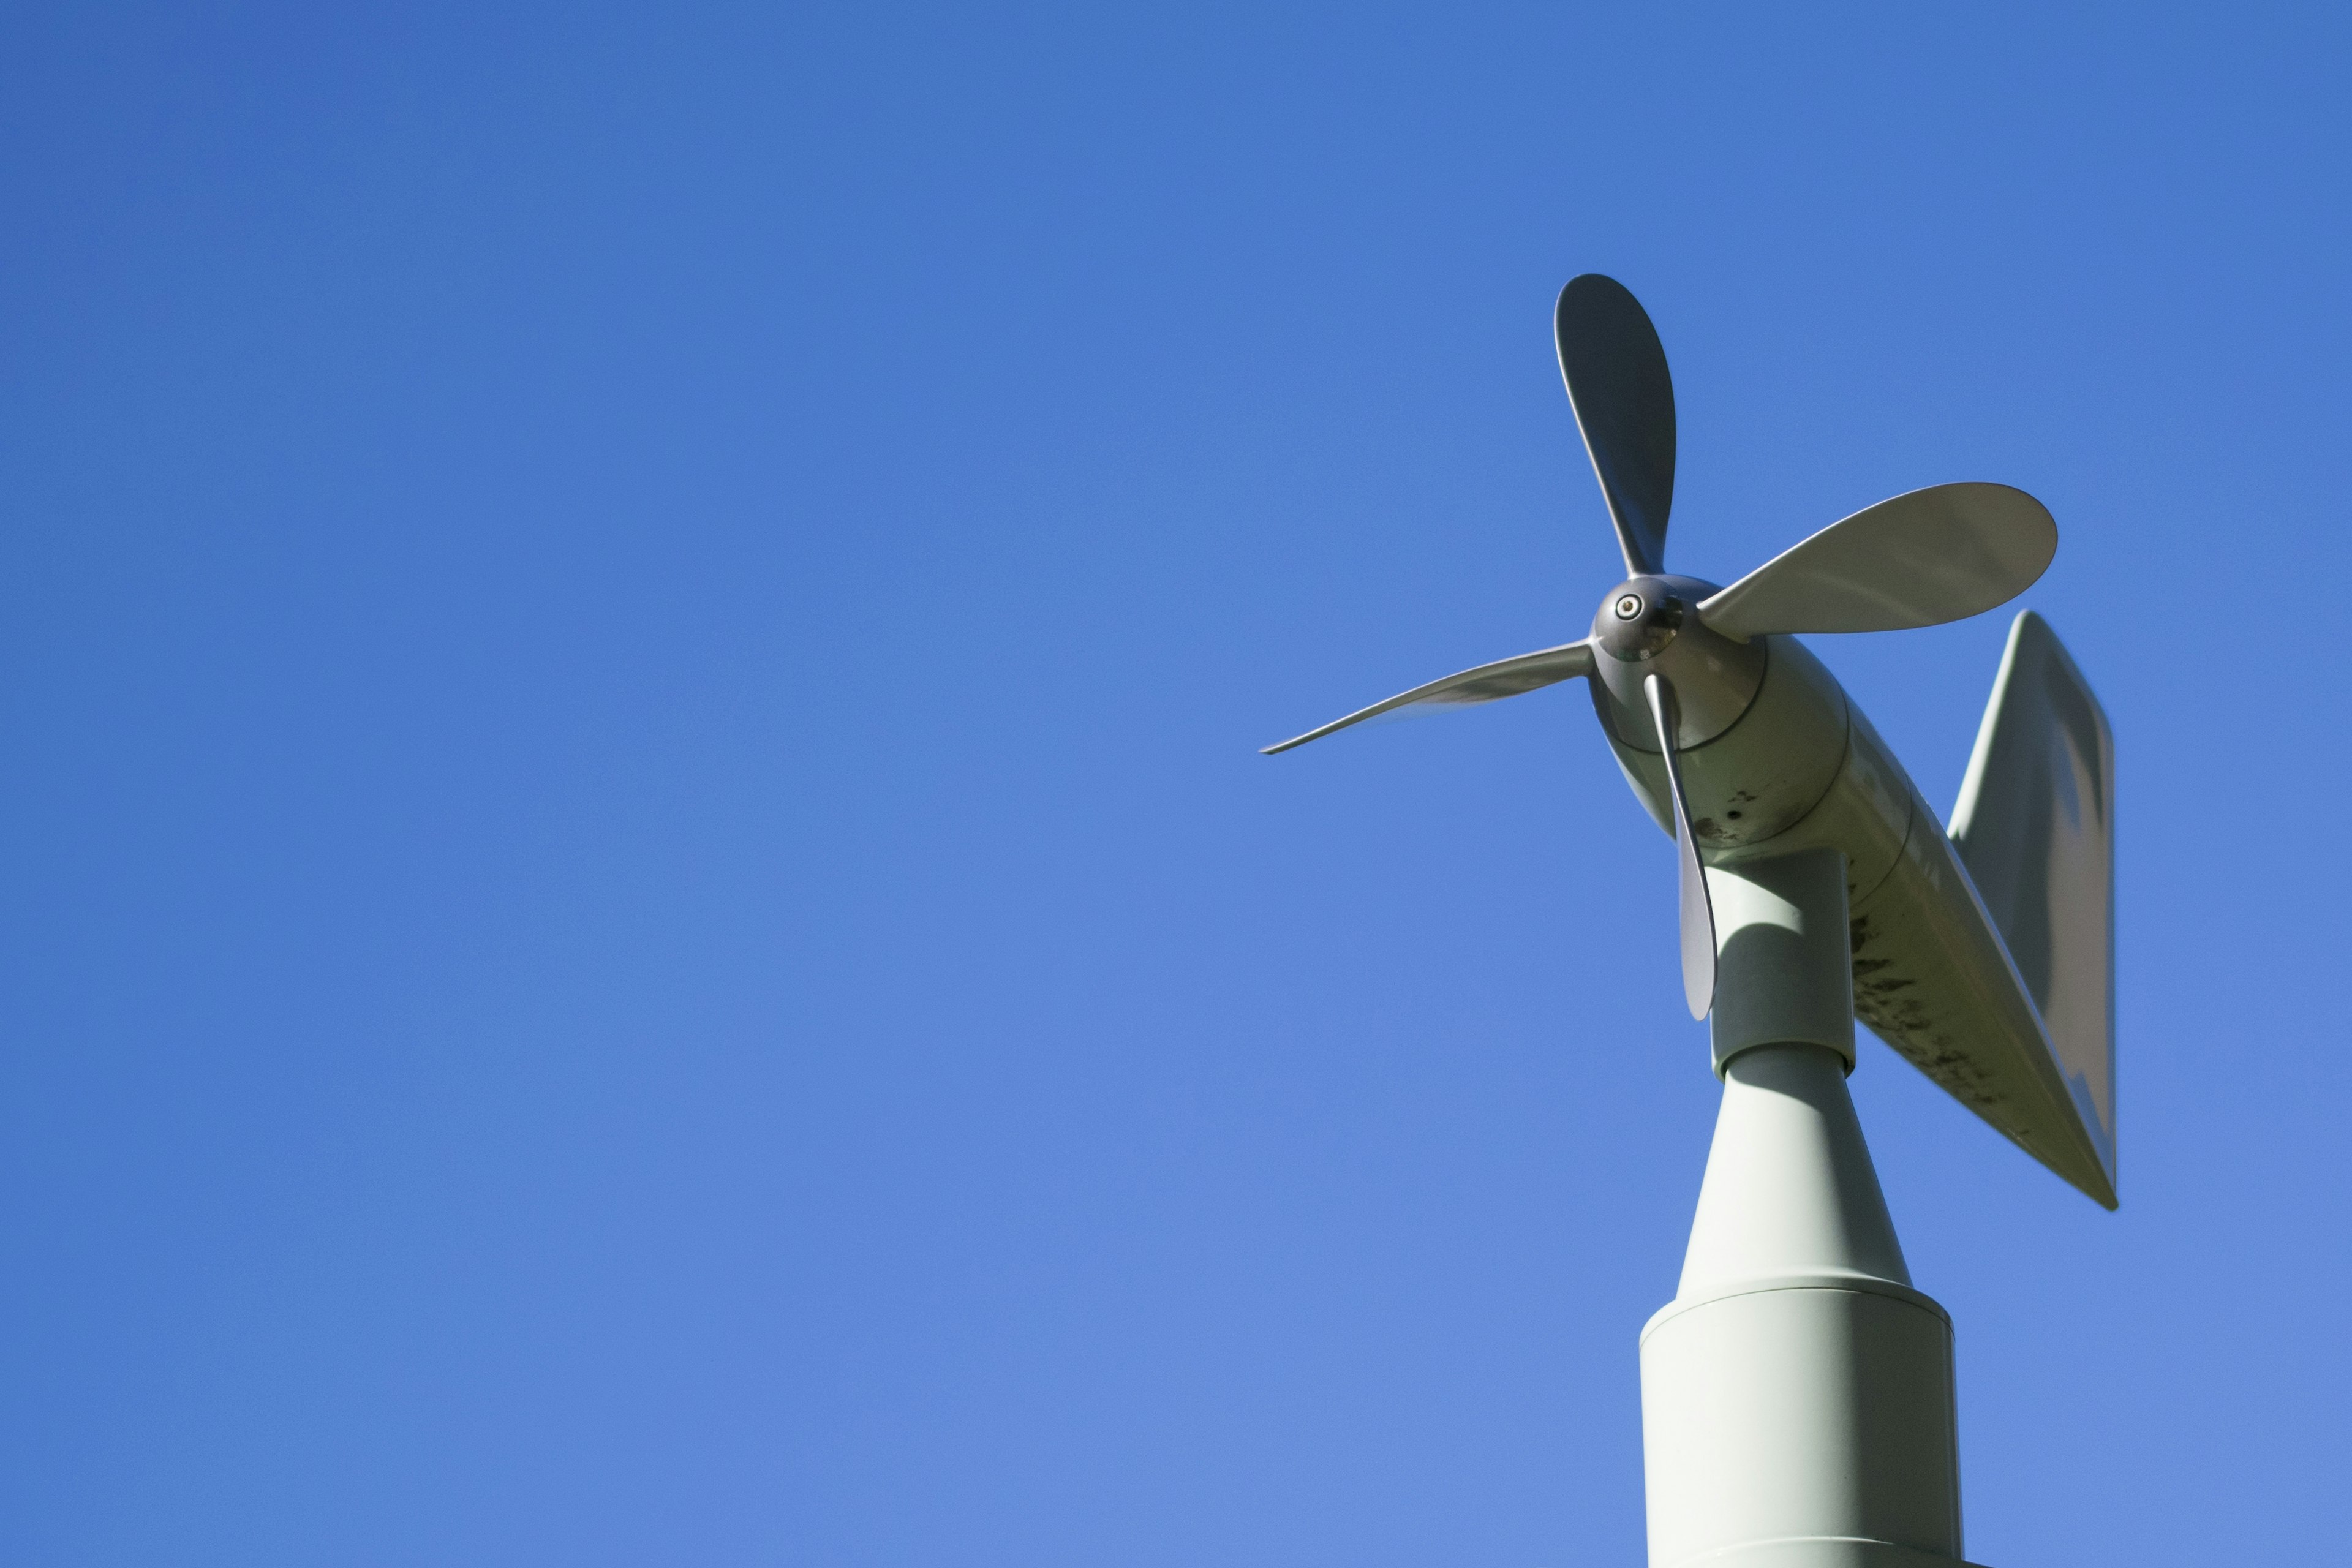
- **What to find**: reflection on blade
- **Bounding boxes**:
[1644,674,1717,1019]
[1261,640,1594,755]
[1697,483,2056,640]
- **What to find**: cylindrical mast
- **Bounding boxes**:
[1638,848,1979,1568]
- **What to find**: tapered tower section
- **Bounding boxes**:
[1640,850,1975,1568]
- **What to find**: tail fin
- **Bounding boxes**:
[1949,611,2117,1188]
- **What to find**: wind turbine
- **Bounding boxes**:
[1265,276,2116,1568]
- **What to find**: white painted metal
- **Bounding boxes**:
[1642,849,1985,1568]
[1602,636,2117,1208]
[1264,276,2117,1566]
[1949,610,2116,1187]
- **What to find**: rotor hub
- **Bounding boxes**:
[1586,573,1766,753]
[1596,577,1689,661]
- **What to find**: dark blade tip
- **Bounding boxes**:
[1553,273,1675,578]
[1555,275,1659,349]
[1556,271,1637,311]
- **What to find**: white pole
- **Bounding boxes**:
[1638,848,1981,1568]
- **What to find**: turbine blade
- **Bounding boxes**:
[1261,640,1595,755]
[1698,483,2057,641]
[1644,673,1716,1019]
[1556,275,1676,576]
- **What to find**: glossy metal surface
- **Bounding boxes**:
[1697,483,2057,640]
[1258,639,1594,755]
[1556,274,1675,576]
[1587,574,1765,752]
[1644,674,1717,1020]
[1948,611,2116,1190]
[1603,635,1850,850]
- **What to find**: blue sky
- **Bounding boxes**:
[2,3,2346,1562]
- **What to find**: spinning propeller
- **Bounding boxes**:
[1264,275,2057,1019]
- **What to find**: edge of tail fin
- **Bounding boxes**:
[1949,610,2117,1191]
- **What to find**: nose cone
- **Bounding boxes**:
[1586,573,1767,752]
[1595,575,1691,661]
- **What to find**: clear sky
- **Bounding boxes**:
[3,3,2345,1563]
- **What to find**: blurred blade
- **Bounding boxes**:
[1261,640,1594,755]
[1698,483,2057,641]
[1643,674,1716,1019]
[1556,275,1676,576]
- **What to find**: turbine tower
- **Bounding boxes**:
[1266,276,2116,1568]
